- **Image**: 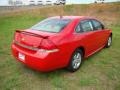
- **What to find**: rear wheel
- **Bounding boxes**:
[105,35,112,48]
[67,49,83,72]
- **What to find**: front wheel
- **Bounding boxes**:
[105,35,112,48]
[67,49,83,72]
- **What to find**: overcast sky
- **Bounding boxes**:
[0,0,119,6]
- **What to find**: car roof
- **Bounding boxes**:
[49,16,92,20]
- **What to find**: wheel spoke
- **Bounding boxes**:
[72,52,82,69]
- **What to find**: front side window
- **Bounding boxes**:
[80,20,93,32]
[91,20,103,30]
[30,18,71,33]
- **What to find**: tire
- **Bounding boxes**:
[105,35,112,48]
[67,49,83,72]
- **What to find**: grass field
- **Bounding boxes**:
[0,3,120,90]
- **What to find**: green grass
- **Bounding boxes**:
[0,5,120,90]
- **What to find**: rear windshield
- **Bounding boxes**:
[30,18,71,33]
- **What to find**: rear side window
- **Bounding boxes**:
[76,24,81,33]
[80,20,93,32]
[91,20,103,30]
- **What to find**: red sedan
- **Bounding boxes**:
[11,16,112,72]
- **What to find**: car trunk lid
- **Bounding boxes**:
[14,30,48,48]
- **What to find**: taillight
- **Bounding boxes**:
[39,39,59,53]
[40,39,56,49]
[14,32,21,42]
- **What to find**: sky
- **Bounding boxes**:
[0,0,119,6]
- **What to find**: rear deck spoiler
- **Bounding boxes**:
[16,30,49,39]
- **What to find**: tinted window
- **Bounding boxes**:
[31,18,71,33]
[76,24,81,33]
[81,20,93,32]
[92,20,103,30]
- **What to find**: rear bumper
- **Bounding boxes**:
[11,43,65,72]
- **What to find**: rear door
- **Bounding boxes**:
[90,19,108,48]
[75,19,98,56]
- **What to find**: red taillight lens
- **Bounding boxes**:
[40,39,57,50]
[38,39,59,53]
[14,32,21,42]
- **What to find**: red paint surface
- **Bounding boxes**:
[11,16,112,72]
